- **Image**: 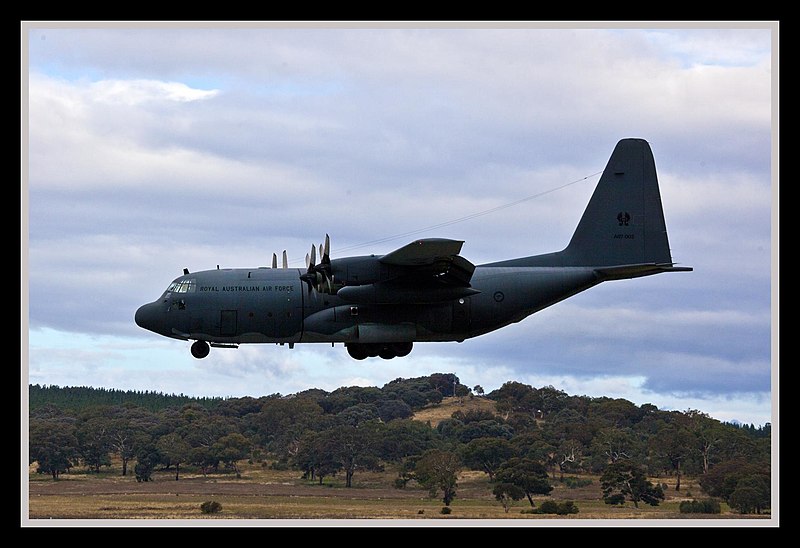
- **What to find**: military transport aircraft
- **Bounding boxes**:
[135,138,692,360]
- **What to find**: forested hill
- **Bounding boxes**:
[28,377,770,437]
[28,375,772,514]
[28,384,224,412]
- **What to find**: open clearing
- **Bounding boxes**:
[26,462,766,523]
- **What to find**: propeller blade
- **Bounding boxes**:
[300,235,335,296]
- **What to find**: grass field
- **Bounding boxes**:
[24,397,773,525]
[26,458,771,524]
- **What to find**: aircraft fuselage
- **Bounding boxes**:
[134,263,601,352]
[134,139,692,360]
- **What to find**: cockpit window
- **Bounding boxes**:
[166,279,197,293]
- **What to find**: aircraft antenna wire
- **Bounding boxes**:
[331,171,602,256]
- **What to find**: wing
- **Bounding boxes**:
[380,238,465,265]
[337,238,478,304]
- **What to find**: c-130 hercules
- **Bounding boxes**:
[136,138,692,360]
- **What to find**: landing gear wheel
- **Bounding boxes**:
[378,345,396,359]
[346,343,369,360]
[191,340,210,359]
[393,342,413,357]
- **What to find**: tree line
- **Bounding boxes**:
[27,375,772,514]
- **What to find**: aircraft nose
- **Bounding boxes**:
[135,302,162,333]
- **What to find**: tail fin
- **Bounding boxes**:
[563,138,674,267]
[487,138,691,275]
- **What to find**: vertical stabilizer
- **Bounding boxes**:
[483,138,689,273]
[562,138,673,267]
[560,139,672,266]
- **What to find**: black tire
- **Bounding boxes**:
[378,345,396,359]
[393,342,413,357]
[346,343,369,360]
[191,340,210,359]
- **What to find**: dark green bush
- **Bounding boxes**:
[531,500,580,514]
[200,501,223,514]
[440,506,452,514]
[557,501,579,515]
[538,500,560,514]
[679,499,721,514]
[563,476,593,488]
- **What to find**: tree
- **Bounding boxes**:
[699,459,770,503]
[489,381,538,418]
[134,443,160,482]
[455,384,471,405]
[543,408,593,447]
[600,460,665,508]
[685,410,725,474]
[457,419,514,444]
[295,432,342,484]
[377,399,413,422]
[461,437,515,481]
[473,385,484,397]
[555,439,583,480]
[317,422,382,487]
[494,457,552,507]
[319,386,383,414]
[428,373,460,397]
[377,419,440,462]
[213,433,251,477]
[532,385,569,417]
[414,449,461,506]
[493,483,525,513]
[587,398,643,428]
[255,397,326,458]
[649,421,695,490]
[728,475,770,514]
[29,417,80,479]
[106,406,159,476]
[590,427,640,466]
[156,432,191,480]
[75,415,112,472]
[181,414,239,473]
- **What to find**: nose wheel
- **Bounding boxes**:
[191,340,210,359]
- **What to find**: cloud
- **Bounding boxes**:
[24,24,775,427]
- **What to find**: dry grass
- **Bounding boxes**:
[412,395,498,427]
[26,459,767,523]
[25,399,770,524]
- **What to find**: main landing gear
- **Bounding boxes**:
[346,342,413,360]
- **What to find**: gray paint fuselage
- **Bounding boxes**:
[134,264,600,345]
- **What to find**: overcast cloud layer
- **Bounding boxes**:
[23,23,777,428]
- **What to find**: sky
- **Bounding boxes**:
[22,22,778,430]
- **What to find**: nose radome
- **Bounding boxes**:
[135,302,160,332]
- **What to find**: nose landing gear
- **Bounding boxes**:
[191,340,210,359]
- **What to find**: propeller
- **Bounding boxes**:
[300,234,334,295]
[271,250,288,269]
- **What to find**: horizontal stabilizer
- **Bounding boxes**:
[594,263,693,281]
